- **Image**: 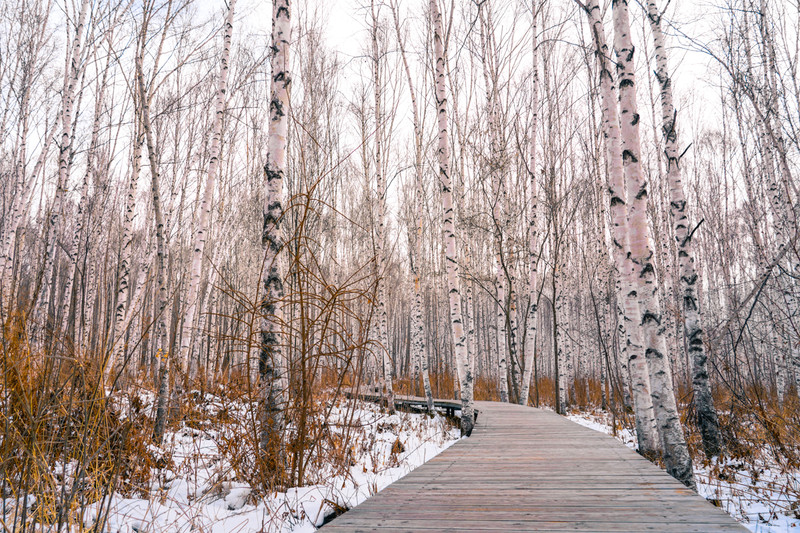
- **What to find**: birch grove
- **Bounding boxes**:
[2,0,800,512]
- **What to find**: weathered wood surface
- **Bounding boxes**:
[324,400,746,532]
[345,390,479,420]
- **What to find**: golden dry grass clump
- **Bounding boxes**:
[0,318,161,532]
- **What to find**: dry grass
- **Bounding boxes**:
[0,318,160,532]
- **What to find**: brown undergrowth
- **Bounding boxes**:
[0,322,451,532]
[0,318,159,532]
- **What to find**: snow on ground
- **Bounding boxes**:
[567,410,800,532]
[81,399,460,533]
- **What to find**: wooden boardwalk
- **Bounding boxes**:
[324,400,746,532]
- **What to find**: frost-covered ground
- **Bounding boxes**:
[82,399,460,533]
[568,411,800,532]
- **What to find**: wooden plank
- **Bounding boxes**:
[325,513,747,533]
[323,400,747,532]
[344,390,480,419]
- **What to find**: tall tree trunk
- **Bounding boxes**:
[260,0,291,482]
[59,46,111,339]
[645,0,722,459]
[479,3,511,404]
[138,56,169,393]
[0,121,56,314]
[756,0,800,399]
[581,0,660,456]
[613,0,695,489]
[371,0,395,413]
[495,258,509,402]
[155,0,237,444]
[106,120,145,379]
[391,0,434,412]
[520,1,540,405]
[0,2,53,316]
[39,0,91,324]
[431,0,474,436]
[178,0,236,377]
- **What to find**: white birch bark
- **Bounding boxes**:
[370,0,394,412]
[107,243,157,383]
[0,120,57,313]
[260,0,290,467]
[552,251,565,414]
[581,0,659,456]
[136,55,170,393]
[479,5,510,403]
[80,177,112,355]
[520,1,540,405]
[107,122,144,377]
[508,264,521,401]
[465,266,477,391]
[59,46,110,338]
[495,257,509,402]
[645,0,722,458]
[613,0,695,489]
[39,0,91,317]
[774,322,788,403]
[0,0,53,312]
[106,3,173,378]
[179,0,236,375]
[390,0,434,411]
[154,0,236,442]
[432,0,474,435]
[756,0,800,399]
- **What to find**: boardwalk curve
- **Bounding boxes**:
[324,400,745,532]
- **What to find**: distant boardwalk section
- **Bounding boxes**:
[324,401,746,532]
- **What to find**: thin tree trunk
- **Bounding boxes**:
[106,121,145,379]
[59,46,111,339]
[178,0,236,376]
[0,121,56,314]
[431,0,474,436]
[371,0,395,413]
[39,0,91,322]
[155,0,236,444]
[520,1,540,405]
[131,34,171,393]
[390,0,434,412]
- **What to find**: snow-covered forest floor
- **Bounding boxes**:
[94,398,458,533]
[3,389,459,533]
[568,410,800,532]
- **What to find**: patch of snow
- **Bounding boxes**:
[81,399,458,532]
[567,410,800,532]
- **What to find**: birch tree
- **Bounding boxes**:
[260,0,291,477]
[154,0,237,444]
[579,0,660,457]
[645,0,722,459]
[520,0,541,406]
[613,0,695,489]
[0,0,55,316]
[39,0,91,324]
[431,0,474,436]
[370,0,395,412]
[390,0,434,412]
[178,0,237,377]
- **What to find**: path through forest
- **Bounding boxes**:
[323,401,745,532]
